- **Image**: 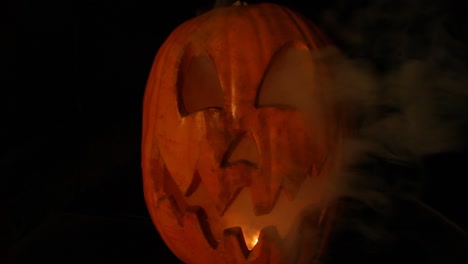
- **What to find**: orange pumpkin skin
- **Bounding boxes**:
[142,3,345,264]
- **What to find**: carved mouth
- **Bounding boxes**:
[223,174,330,249]
[151,163,334,262]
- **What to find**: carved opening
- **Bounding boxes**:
[221,132,259,168]
[256,42,315,110]
[177,46,224,116]
[186,206,219,249]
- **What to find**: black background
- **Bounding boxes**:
[2,0,467,263]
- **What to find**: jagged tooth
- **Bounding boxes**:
[282,170,308,201]
[216,187,243,216]
[154,199,219,263]
[282,179,299,202]
[249,166,282,216]
[247,226,282,264]
[198,162,252,217]
[316,204,337,259]
[161,148,198,196]
[250,182,282,216]
[215,164,253,215]
[183,206,219,250]
[184,171,201,197]
[223,227,250,262]
[280,207,324,264]
[156,195,184,226]
[295,209,323,264]
[309,164,319,178]
[151,196,190,262]
[318,206,328,226]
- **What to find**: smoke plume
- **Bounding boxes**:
[300,0,468,262]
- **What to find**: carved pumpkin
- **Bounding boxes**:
[142,3,346,263]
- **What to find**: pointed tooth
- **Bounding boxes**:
[183,206,219,249]
[297,208,324,263]
[153,201,219,262]
[247,226,282,264]
[224,134,259,167]
[216,164,254,215]
[216,187,243,216]
[318,206,328,226]
[316,204,337,259]
[198,163,252,216]
[250,182,282,216]
[249,164,282,215]
[310,164,319,178]
[223,227,250,262]
[155,195,184,227]
[184,171,201,197]
[282,170,308,201]
[151,196,189,262]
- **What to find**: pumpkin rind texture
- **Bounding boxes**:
[142,3,345,263]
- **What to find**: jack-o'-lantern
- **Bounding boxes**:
[142,2,346,263]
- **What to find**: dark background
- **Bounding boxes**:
[2,0,467,263]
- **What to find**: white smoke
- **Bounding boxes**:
[304,0,468,261]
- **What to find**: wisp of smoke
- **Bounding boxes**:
[298,0,468,261]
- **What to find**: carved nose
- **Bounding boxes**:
[223,133,259,168]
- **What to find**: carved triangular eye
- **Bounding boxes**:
[178,54,224,116]
[256,43,315,109]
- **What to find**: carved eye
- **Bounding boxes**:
[256,43,316,109]
[178,53,224,116]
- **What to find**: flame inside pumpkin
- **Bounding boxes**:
[244,229,260,250]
